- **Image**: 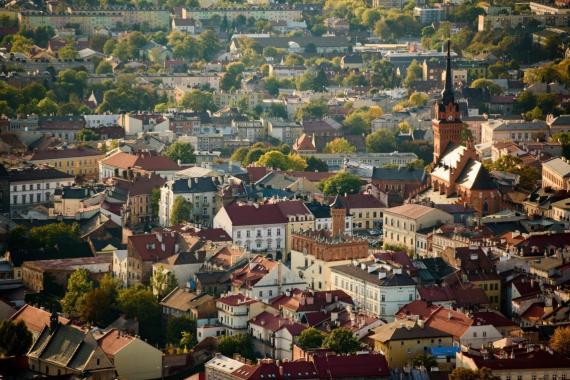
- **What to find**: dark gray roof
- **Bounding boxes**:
[372,167,426,181]
[342,54,363,64]
[332,261,416,287]
[61,187,90,199]
[171,177,220,194]
[9,167,74,182]
[494,121,548,131]
[455,159,498,190]
[306,201,331,219]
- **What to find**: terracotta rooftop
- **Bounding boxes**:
[10,305,70,335]
[30,148,103,160]
[97,329,134,356]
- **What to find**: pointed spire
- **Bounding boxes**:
[441,39,454,105]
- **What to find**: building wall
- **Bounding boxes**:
[375,336,454,368]
[10,178,74,208]
[30,154,103,178]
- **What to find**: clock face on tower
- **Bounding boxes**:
[447,115,454,121]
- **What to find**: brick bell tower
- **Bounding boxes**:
[432,40,463,163]
[330,194,346,238]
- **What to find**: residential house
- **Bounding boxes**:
[396,301,503,347]
[301,118,343,152]
[265,118,303,146]
[216,293,261,336]
[104,173,166,228]
[441,246,502,309]
[51,186,99,218]
[8,166,74,212]
[97,329,163,380]
[22,256,112,293]
[249,311,306,360]
[231,255,306,302]
[370,319,453,368]
[159,176,222,227]
[331,259,417,321]
[340,54,364,70]
[269,288,354,322]
[121,231,179,286]
[292,133,317,154]
[542,157,570,191]
[481,119,549,144]
[10,305,70,338]
[99,151,181,180]
[152,249,206,288]
[29,148,103,178]
[213,202,287,258]
[456,344,570,380]
[160,287,217,324]
[27,316,115,379]
[119,113,169,136]
[383,204,453,255]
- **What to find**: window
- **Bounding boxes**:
[269,290,273,297]
[483,331,487,337]
[473,332,477,337]
[259,291,263,297]
[267,228,272,236]
[409,293,413,301]
[381,294,385,302]
[277,229,281,236]
[246,230,250,238]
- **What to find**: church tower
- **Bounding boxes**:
[432,40,463,163]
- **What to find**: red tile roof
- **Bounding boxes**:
[246,166,270,182]
[10,305,70,335]
[311,352,389,378]
[97,329,134,356]
[128,231,178,261]
[293,133,316,152]
[249,311,306,335]
[102,151,180,171]
[195,228,232,242]
[216,293,257,307]
[472,311,517,327]
[466,346,570,370]
[275,200,312,217]
[223,202,288,226]
[231,255,277,289]
[269,289,353,313]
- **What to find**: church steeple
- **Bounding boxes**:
[441,39,454,106]
[432,39,462,164]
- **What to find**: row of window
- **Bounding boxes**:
[12,192,50,205]
[237,228,282,238]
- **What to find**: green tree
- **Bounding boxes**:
[322,327,360,354]
[324,138,356,153]
[151,188,161,220]
[297,327,326,350]
[257,150,307,171]
[170,196,192,225]
[0,320,32,356]
[343,113,369,135]
[319,172,362,195]
[306,156,329,172]
[218,334,255,360]
[412,354,437,369]
[295,99,328,121]
[243,147,267,166]
[37,97,59,116]
[550,326,570,357]
[165,141,196,164]
[471,79,504,96]
[10,35,33,55]
[220,62,245,91]
[264,76,280,96]
[231,147,249,163]
[151,266,178,300]
[80,274,120,327]
[180,89,217,113]
[524,106,544,121]
[58,43,77,60]
[77,128,98,141]
[61,269,94,317]
[404,59,423,87]
[95,60,113,74]
[118,286,162,344]
[268,103,288,119]
[366,129,396,153]
[167,316,197,346]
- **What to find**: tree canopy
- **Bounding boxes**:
[550,326,570,357]
[322,328,360,354]
[61,269,94,317]
[319,172,362,196]
[0,320,32,357]
[218,334,255,360]
[165,141,196,164]
[325,138,357,154]
[256,151,307,171]
[170,196,192,226]
[297,327,326,350]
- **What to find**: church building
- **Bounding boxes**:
[430,41,502,215]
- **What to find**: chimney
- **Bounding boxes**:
[325,292,332,304]
[49,310,59,332]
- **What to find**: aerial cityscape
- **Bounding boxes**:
[0,0,569,378]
